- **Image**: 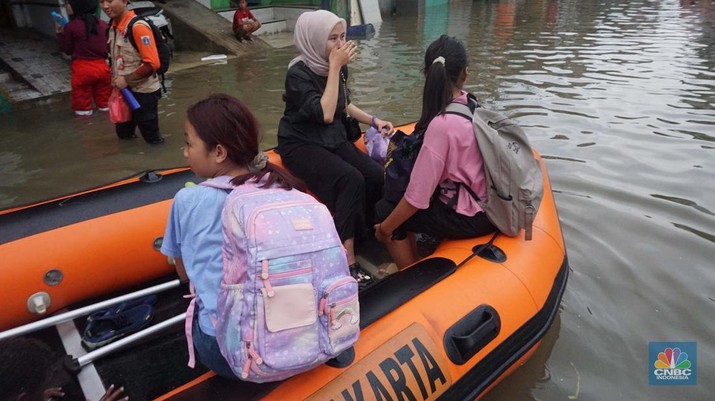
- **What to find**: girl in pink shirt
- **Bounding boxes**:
[374,35,496,268]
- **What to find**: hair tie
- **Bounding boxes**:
[248,152,269,173]
[432,56,446,65]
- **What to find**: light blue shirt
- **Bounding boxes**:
[161,176,232,336]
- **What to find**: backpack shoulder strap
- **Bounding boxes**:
[444,92,479,120]
[443,94,486,204]
[125,17,152,51]
[125,16,168,92]
[199,177,234,191]
[465,92,480,109]
[124,16,139,50]
[444,102,472,120]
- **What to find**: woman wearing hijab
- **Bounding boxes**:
[55,0,111,116]
[277,10,393,288]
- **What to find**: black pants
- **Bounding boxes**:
[116,89,163,144]
[281,141,384,243]
[375,196,496,240]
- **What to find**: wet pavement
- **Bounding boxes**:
[0,28,70,105]
[0,0,289,110]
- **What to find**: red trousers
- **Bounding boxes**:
[70,58,111,111]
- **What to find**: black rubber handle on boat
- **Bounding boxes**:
[63,355,81,374]
[359,257,457,328]
[444,305,501,365]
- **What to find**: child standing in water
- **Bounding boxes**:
[55,0,111,116]
[160,94,303,379]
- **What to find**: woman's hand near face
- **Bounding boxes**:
[329,40,357,70]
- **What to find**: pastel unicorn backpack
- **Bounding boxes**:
[200,176,360,382]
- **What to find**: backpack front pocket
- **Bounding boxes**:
[256,283,320,369]
[262,283,316,332]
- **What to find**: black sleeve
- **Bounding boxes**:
[284,64,325,124]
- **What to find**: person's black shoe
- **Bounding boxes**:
[349,262,373,289]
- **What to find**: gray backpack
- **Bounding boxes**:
[445,97,543,240]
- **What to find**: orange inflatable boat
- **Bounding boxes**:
[0,126,568,401]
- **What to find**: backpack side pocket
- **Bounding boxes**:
[319,276,360,355]
[214,283,245,370]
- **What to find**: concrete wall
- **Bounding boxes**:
[218,6,318,33]
[169,15,234,53]
[377,0,393,18]
[274,7,312,31]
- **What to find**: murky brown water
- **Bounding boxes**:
[2,0,714,399]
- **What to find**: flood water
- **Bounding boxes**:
[2,0,714,399]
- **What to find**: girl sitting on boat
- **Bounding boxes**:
[160,94,303,379]
[276,10,394,287]
[374,35,496,268]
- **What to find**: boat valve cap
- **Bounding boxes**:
[27,292,51,314]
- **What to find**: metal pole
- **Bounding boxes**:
[0,279,182,340]
[75,313,185,367]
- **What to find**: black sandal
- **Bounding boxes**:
[349,262,373,289]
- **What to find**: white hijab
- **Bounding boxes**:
[289,10,346,77]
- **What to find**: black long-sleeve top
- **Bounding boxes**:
[277,62,351,153]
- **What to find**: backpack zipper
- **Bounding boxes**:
[258,262,312,298]
[319,276,357,315]
[242,341,264,379]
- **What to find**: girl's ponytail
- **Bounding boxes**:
[415,35,469,133]
[230,159,306,192]
[416,58,454,132]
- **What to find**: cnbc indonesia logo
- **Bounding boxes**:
[649,342,697,385]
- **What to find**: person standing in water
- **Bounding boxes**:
[101,0,164,144]
[55,0,111,116]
